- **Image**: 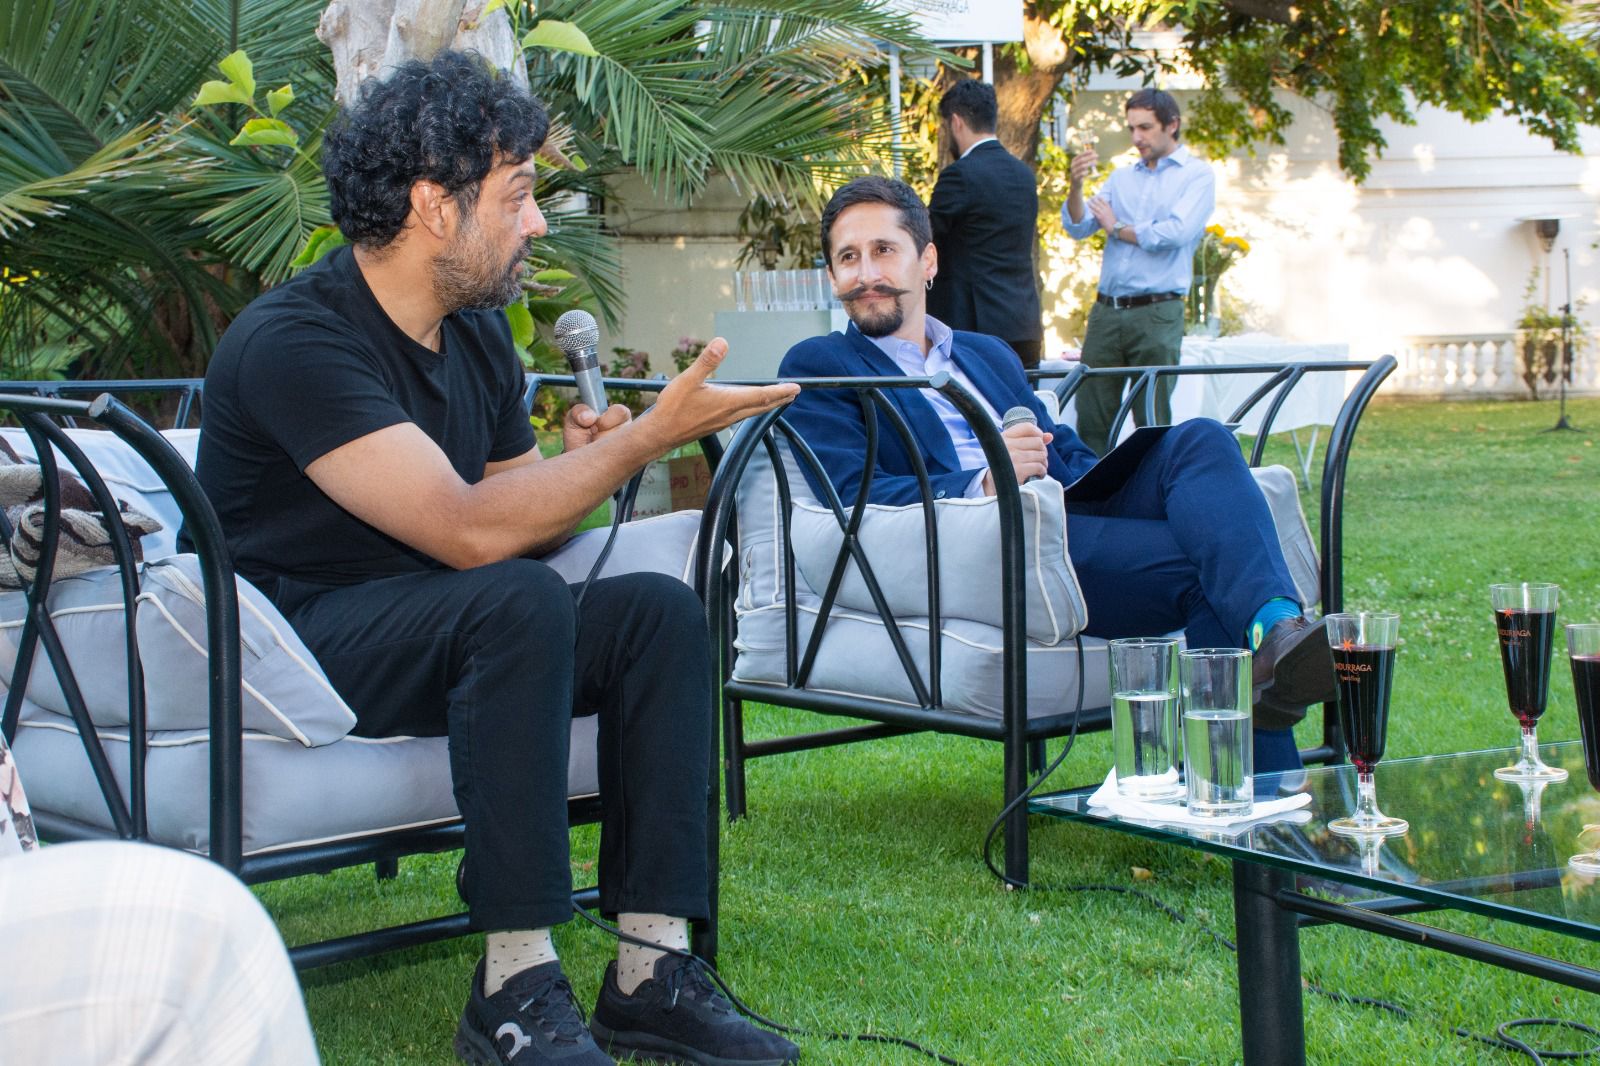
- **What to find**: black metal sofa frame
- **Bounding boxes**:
[698,357,1397,887]
[0,375,725,969]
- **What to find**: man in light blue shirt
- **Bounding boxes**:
[1063,88,1214,454]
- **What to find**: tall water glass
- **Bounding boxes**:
[732,270,749,312]
[1568,624,1600,873]
[752,270,775,312]
[1491,582,1566,782]
[1326,612,1407,837]
[1109,637,1182,800]
[1180,648,1253,817]
[813,268,833,310]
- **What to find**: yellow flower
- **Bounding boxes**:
[1223,236,1250,253]
[1205,223,1224,236]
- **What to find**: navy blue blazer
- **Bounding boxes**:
[778,325,1099,507]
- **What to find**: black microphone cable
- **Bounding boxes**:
[571,463,644,610]
[974,643,1600,1065]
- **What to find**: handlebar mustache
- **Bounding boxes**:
[839,283,912,301]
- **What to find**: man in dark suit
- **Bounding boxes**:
[926,79,1044,368]
[779,176,1335,774]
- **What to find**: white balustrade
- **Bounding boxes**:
[1389,333,1596,397]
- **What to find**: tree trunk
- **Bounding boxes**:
[318,0,524,108]
[993,12,1073,166]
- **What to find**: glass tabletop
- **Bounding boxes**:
[1031,742,1600,941]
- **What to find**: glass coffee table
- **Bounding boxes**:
[1031,742,1600,1065]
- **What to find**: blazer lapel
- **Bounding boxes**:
[948,343,1015,424]
[841,326,963,474]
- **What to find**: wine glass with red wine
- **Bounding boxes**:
[1490,583,1567,782]
[1327,611,1408,837]
[1567,623,1600,873]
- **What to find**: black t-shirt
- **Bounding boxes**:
[184,246,536,590]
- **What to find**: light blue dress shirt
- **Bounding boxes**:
[865,316,1000,497]
[1061,144,1215,299]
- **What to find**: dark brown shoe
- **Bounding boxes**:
[1251,616,1337,729]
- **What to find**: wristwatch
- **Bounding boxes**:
[1111,221,1127,239]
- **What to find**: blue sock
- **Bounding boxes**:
[1247,598,1302,651]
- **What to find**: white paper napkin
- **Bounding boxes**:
[1087,770,1312,829]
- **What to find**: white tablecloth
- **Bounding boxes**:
[1173,335,1352,436]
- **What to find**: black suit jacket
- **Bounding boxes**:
[926,139,1042,344]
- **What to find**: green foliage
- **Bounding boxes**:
[1017,0,1600,180]
[0,0,943,380]
[0,0,331,378]
[1516,267,1590,398]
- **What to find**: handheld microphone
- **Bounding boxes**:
[552,309,607,415]
[1000,406,1043,484]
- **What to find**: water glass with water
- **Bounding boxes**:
[1109,637,1182,800]
[1180,648,1253,817]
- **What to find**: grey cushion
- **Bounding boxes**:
[731,601,1115,720]
[539,510,703,585]
[789,477,1087,643]
[0,556,358,746]
[731,431,1320,717]
[1252,465,1320,607]
[10,708,600,855]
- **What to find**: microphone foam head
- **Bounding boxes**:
[1001,405,1038,430]
[553,309,600,354]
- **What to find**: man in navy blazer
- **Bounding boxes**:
[778,176,1334,772]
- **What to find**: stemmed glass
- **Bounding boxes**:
[1567,624,1600,872]
[1491,583,1566,782]
[1327,612,1408,837]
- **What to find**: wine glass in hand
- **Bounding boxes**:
[1327,612,1407,837]
[1491,583,1567,782]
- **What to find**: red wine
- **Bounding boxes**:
[1332,644,1395,773]
[1574,655,1600,791]
[1496,608,1556,725]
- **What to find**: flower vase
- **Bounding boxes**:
[1200,280,1220,337]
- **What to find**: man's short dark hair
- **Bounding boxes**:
[1126,88,1182,141]
[323,51,550,249]
[938,79,998,134]
[820,176,932,266]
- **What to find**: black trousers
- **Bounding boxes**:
[273,559,712,932]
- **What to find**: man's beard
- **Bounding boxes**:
[432,219,530,312]
[841,283,912,338]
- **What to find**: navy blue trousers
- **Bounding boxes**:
[273,560,713,932]
[1066,419,1304,771]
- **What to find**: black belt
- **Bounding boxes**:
[1096,291,1183,310]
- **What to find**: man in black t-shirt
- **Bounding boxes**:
[191,53,799,1066]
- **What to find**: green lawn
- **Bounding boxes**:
[270,396,1600,1065]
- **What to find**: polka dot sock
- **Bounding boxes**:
[483,928,558,996]
[615,913,690,996]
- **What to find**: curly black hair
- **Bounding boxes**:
[820,176,931,266]
[322,51,549,249]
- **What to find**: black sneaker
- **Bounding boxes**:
[590,954,800,1065]
[456,958,616,1064]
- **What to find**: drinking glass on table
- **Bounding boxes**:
[1326,612,1407,837]
[1491,583,1566,782]
[1109,637,1182,801]
[1567,624,1600,873]
[1180,648,1253,817]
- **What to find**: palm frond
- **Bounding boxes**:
[531,207,625,327]
[702,75,896,204]
[695,0,947,79]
